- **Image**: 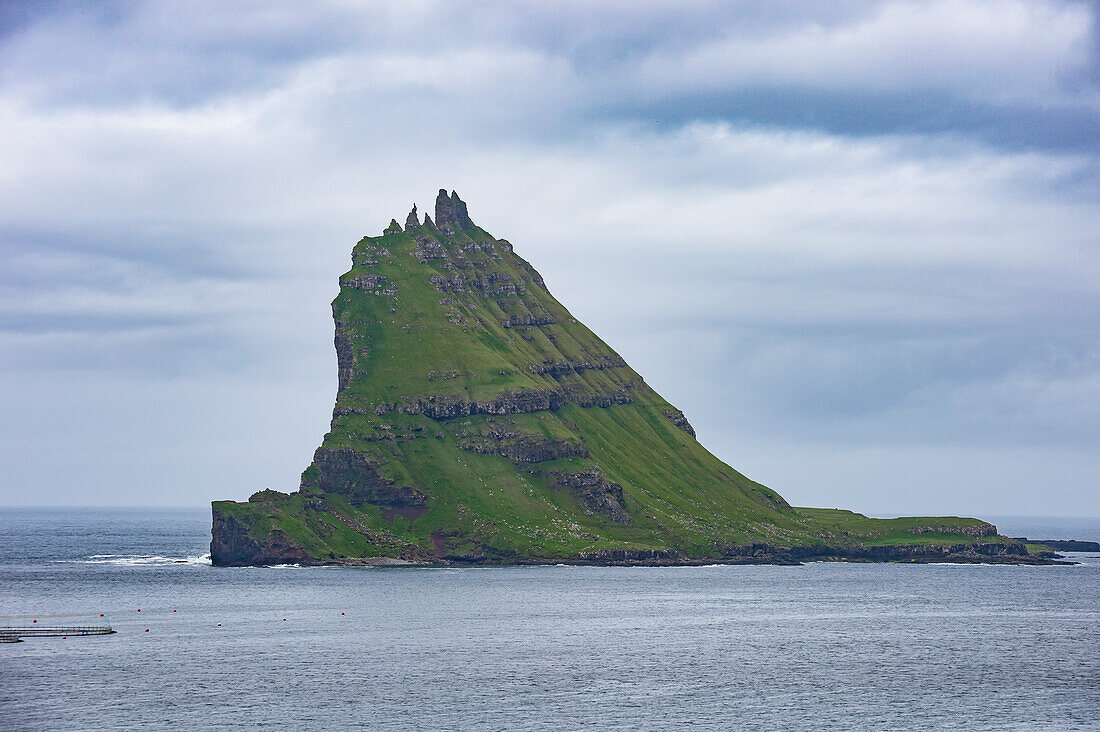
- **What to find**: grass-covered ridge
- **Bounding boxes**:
[210,190,1032,566]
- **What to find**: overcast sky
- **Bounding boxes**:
[2,1,1097,518]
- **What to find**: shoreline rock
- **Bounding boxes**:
[1012,537,1100,552]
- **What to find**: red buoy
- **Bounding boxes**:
[144,628,149,632]
[341,612,345,615]
[172,609,177,613]
[99,613,104,617]
[32,619,37,623]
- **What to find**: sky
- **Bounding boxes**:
[1,0,1097,518]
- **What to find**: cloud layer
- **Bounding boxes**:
[2,1,1097,515]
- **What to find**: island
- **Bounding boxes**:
[211,190,1058,567]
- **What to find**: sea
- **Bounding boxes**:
[1,508,1098,731]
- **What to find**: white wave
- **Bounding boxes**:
[923,562,1018,567]
[60,553,212,566]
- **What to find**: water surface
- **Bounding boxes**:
[2,508,1097,730]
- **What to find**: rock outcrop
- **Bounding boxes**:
[434,189,474,234]
[211,509,313,566]
[537,467,632,524]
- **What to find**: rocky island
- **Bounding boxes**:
[211,190,1054,566]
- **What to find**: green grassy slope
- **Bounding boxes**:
[211,190,1021,565]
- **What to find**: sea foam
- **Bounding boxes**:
[61,553,212,566]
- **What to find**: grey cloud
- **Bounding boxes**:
[550,244,1099,452]
[0,1,365,106]
[4,1,1096,154]
[0,0,1097,513]
[596,88,1100,153]
[0,305,334,379]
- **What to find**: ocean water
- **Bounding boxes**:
[1,509,1098,731]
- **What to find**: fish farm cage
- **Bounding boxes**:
[0,616,114,642]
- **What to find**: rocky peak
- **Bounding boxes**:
[435,188,474,234]
[384,219,402,235]
[211,189,1031,569]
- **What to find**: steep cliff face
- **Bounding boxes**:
[211,190,1036,566]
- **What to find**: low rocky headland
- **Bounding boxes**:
[211,191,1066,567]
[1012,538,1100,552]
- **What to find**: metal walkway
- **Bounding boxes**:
[0,616,114,640]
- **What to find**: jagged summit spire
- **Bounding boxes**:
[405,204,420,230]
[435,188,474,234]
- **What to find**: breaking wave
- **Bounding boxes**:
[61,553,212,566]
